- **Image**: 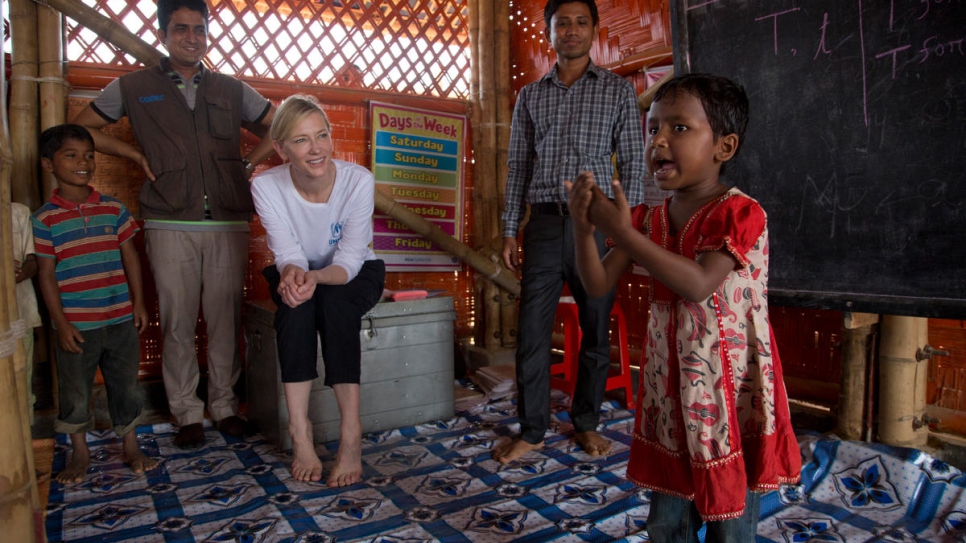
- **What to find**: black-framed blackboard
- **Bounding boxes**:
[670,0,966,318]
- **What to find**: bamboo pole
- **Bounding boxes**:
[493,0,516,348]
[467,0,482,242]
[0,4,38,533]
[39,4,67,200]
[878,316,929,448]
[7,0,47,527]
[477,2,501,349]
[10,0,40,209]
[837,312,878,441]
[493,0,511,210]
[375,190,519,296]
[44,0,162,67]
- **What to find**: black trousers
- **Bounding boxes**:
[263,260,386,384]
[516,213,616,444]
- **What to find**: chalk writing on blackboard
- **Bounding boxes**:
[674,0,966,316]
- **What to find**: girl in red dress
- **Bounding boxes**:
[566,73,801,542]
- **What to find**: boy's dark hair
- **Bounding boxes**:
[157,0,209,32]
[654,73,750,169]
[544,0,599,27]
[39,124,95,160]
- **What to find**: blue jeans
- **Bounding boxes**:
[647,489,761,543]
[54,321,144,436]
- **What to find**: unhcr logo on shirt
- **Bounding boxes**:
[329,221,343,245]
[138,94,165,103]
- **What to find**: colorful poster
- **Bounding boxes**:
[370,102,465,271]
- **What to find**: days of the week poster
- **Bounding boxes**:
[369,102,465,272]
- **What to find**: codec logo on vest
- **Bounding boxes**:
[138,94,165,103]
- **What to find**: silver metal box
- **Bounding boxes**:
[243,296,456,449]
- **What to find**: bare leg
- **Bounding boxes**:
[55,433,90,484]
[575,431,612,456]
[284,380,323,482]
[122,431,159,474]
[492,438,544,465]
[327,383,363,487]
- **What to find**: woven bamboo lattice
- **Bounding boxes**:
[47,0,471,99]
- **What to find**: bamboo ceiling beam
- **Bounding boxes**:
[44,0,163,67]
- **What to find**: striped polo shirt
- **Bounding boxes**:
[32,189,139,330]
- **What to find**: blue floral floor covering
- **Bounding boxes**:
[44,387,966,542]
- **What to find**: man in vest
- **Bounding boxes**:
[73,0,276,449]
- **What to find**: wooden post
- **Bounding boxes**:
[493,0,516,349]
[878,315,929,448]
[0,23,39,534]
[9,0,40,208]
[472,0,502,349]
[836,312,878,441]
[38,3,67,200]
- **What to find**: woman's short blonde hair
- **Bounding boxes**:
[270,94,331,143]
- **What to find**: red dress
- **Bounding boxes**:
[624,188,801,521]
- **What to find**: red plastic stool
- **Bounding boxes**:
[550,297,636,410]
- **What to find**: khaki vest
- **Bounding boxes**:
[119,64,252,221]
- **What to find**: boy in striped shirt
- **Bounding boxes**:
[32,124,158,484]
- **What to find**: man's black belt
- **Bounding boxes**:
[530,202,569,216]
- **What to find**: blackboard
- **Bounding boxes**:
[670,0,966,318]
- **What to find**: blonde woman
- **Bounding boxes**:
[251,95,385,486]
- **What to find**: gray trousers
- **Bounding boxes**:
[515,213,616,444]
[145,229,249,426]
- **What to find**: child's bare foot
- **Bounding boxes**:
[55,455,90,484]
[290,428,323,482]
[575,431,611,456]
[122,432,159,475]
[327,438,363,487]
[492,438,543,464]
[56,434,90,484]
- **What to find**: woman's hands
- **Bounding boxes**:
[278,265,317,308]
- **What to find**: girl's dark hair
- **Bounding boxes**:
[40,124,94,160]
[544,0,599,27]
[157,0,209,32]
[653,73,750,165]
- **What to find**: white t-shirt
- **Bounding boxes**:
[11,202,41,328]
[251,160,377,282]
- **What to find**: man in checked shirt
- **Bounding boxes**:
[495,0,646,464]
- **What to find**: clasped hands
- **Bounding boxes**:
[278,265,318,308]
[564,171,633,240]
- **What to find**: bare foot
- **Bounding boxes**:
[575,431,611,456]
[327,437,363,488]
[290,429,323,482]
[492,438,543,465]
[122,432,159,475]
[55,434,90,484]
